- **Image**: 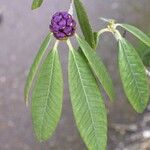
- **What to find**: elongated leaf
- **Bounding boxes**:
[76,36,115,101]
[138,47,150,67]
[118,38,149,113]
[136,34,150,66]
[74,0,95,48]
[32,48,63,141]
[31,0,43,10]
[24,33,52,106]
[68,48,107,150]
[118,24,150,47]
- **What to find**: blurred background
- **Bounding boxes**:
[0,0,150,149]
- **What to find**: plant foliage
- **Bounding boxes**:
[32,0,43,10]
[136,34,150,67]
[76,35,115,101]
[24,33,52,106]
[68,45,107,150]
[74,0,95,48]
[118,38,149,112]
[117,24,150,47]
[26,0,150,149]
[32,46,63,141]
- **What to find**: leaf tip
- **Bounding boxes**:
[134,108,145,114]
[110,96,116,103]
[31,0,43,10]
[31,5,39,10]
[24,96,29,107]
[25,100,29,107]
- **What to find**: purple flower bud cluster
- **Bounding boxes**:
[50,11,76,40]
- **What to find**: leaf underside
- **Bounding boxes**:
[118,38,149,113]
[76,36,115,101]
[68,49,107,150]
[32,48,63,141]
[24,33,51,105]
[74,0,95,48]
[118,24,150,47]
[32,0,44,10]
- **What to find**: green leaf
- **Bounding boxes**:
[74,0,95,48]
[32,47,63,141]
[118,38,149,113]
[117,24,150,47]
[31,0,43,10]
[76,35,115,101]
[68,48,107,150]
[139,47,150,67]
[136,34,150,66]
[24,33,52,106]
[93,32,99,49]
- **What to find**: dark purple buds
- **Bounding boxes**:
[50,11,76,40]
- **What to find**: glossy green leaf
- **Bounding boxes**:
[118,38,149,113]
[32,47,63,141]
[118,24,150,47]
[74,0,95,48]
[31,0,43,10]
[68,48,107,150]
[24,33,52,106]
[76,35,115,101]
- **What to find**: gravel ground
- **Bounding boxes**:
[0,0,150,149]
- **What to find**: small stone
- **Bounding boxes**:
[143,130,150,139]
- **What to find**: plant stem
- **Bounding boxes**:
[113,29,123,41]
[98,28,110,37]
[54,40,59,50]
[68,0,74,15]
[67,39,74,51]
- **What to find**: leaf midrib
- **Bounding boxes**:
[40,50,56,139]
[72,51,100,149]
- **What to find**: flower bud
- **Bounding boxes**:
[50,11,76,40]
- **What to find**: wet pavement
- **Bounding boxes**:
[0,0,150,149]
